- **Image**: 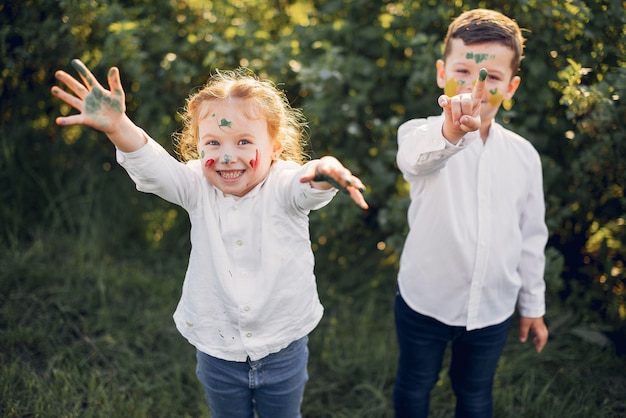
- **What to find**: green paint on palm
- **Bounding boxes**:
[84,88,123,115]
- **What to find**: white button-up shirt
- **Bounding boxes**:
[396,115,548,330]
[117,137,336,361]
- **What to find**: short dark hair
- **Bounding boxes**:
[442,9,526,74]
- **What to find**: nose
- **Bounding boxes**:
[220,153,233,164]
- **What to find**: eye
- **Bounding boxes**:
[204,139,219,146]
[238,138,251,145]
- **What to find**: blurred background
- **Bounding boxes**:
[1,0,624,416]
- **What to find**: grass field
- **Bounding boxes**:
[1,233,625,417]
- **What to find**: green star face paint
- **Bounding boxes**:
[218,118,232,129]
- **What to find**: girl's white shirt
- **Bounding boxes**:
[396,115,548,330]
[117,136,336,361]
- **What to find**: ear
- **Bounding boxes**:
[505,75,521,99]
[271,140,283,160]
[436,60,446,89]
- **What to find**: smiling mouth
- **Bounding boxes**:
[218,170,245,180]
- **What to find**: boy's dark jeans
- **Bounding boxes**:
[393,291,512,418]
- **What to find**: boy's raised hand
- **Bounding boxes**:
[52,59,126,133]
[300,156,369,210]
[438,68,487,143]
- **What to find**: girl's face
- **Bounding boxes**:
[197,98,282,197]
[437,38,521,124]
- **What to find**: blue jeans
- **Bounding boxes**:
[394,292,512,418]
[195,337,309,418]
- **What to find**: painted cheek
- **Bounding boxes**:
[250,149,260,170]
[444,78,460,97]
[205,159,215,168]
[488,88,504,107]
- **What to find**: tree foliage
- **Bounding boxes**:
[1,0,625,336]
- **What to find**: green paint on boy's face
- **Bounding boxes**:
[201,150,205,158]
[218,118,232,129]
[466,52,495,64]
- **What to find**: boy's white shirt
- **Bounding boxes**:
[396,114,548,330]
[117,136,337,361]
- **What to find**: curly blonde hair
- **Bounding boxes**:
[174,69,309,165]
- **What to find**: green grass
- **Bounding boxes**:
[1,234,625,418]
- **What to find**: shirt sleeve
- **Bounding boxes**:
[271,160,337,213]
[516,152,549,318]
[396,115,479,177]
[115,134,200,210]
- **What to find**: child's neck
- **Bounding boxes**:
[480,121,493,143]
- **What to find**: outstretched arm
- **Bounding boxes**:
[299,156,368,210]
[51,59,146,152]
[438,68,487,144]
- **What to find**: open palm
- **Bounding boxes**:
[51,59,126,134]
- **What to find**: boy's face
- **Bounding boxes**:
[197,98,282,197]
[437,38,521,123]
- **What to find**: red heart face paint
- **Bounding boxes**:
[205,159,215,168]
[250,149,260,170]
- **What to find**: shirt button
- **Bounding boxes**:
[236,240,243,246]
[246,332,252,338]
[244,306,251,312]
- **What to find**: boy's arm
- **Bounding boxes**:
[51,59,146,152]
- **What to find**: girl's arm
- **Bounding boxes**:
[299,156,368,210]
[51,59,146,152]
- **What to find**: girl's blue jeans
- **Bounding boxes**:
[393,291,512,418]
[195,336,309,418]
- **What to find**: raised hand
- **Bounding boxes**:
[51,59,126,134]
[51,59,145,152]
[300,156,369,210]
[439,68,487,142]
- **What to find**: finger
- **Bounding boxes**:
[438,95,450,109]
[107,67,125,99]
[450,95,463,125]
[54,70,89,99]
[71,59,101,91]
[519,325,529,343]
[534,327,549,353]
[460,94,473,115]
[472,68,488,104]
[55,113,88,127]
[534,336,546,353]
[348,187,369,210]
[50,85,84,111]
